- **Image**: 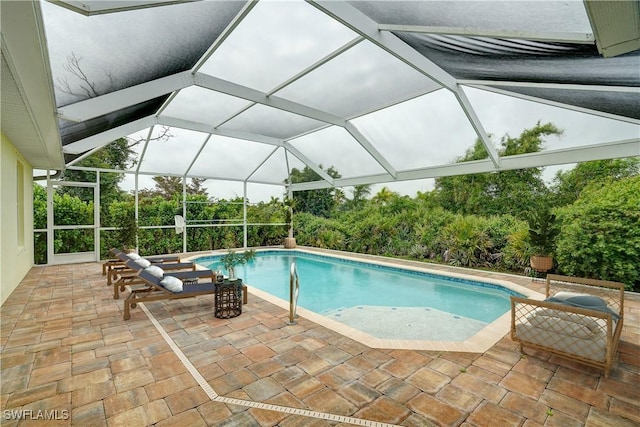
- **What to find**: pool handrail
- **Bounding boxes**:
[287,261,299,325]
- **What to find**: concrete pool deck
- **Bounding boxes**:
[1,247,638,426]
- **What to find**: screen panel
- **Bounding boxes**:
[219,104,327,140]
[198,0,357,93]
[349,1,591,33]
[289,126,389,178]
[138,127,209,176]
[275,40,439,119]
[351,90,481,170]
[161,86,253,127]
[189,134,279,181]
[43,0,245,107]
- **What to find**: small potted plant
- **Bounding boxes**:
[527,208,558,273]
[220,249,256,280]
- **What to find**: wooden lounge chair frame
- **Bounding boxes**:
[112,259,215,299]
[102,248,181,277]
[511,274,624,377]
[123,269,248,320]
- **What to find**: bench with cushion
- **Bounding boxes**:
[511,274,624,377]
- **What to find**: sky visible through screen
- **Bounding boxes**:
[40,1,640,203]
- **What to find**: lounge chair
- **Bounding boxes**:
[123,268,247,320]
[102,248,181,276]
[106,249,196,290]
[111,259,215,299]
[511,274,624,377]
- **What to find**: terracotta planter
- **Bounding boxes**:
[284,237,297,249]
[530,255,553,272]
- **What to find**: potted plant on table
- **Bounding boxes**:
[527,208,558,274]
[220,249,256,280]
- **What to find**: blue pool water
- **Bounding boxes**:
[196,251,520,327]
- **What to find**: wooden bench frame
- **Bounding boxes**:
[511,274,624,376]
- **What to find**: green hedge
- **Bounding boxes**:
[555,176,640,290]
[294,207,530,272]
[33,174,640,293]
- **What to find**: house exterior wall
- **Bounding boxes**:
[1,132,34,305]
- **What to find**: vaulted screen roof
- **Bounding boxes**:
[3,0,639,194]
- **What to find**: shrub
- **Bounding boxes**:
[486,215,529,271]
[555,176,640,290]
[437,215,493,267]
[415,208,456,260]
[503,225,531,271]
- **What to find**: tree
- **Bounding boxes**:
[340,184,371,210]
[56,52,110,100]
[59,138,136,210]
[33,184,48,264]
[351,184,371,205]
[434,122,561,218]
[551,158,639,207]
[139,176,209,200]
[141,176,182,199]
[288,165,341,217]
[333,188,347,206]
[33,186,95,263]
[187,178,208,196]
[110,202,138,250]
[372,187,396,205]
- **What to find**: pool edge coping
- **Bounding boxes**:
[186,247,545,352]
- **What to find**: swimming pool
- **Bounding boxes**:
[194,249,527,343]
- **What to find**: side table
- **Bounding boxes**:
[214,279,243,319]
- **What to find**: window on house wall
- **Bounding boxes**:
[17,160,25,247]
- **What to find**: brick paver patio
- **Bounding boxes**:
[1,250,638,426]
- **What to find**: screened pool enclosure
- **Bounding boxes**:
[2,0,639,264]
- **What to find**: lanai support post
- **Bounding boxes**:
[182,179,187,253]
[243,181,248,249]
[134,173,139,252]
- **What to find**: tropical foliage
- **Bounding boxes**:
[526,208,558,256]
[288,165,341,217]
[33,181,285,264]
[434,122,560,219]
[554,176,640,287]
[34,123,640,290]
[221,249,256,278]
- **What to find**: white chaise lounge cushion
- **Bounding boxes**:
[526,309,598,338]
[136,258,151,268]
[160,276,183,292]
[145,265,164,278]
